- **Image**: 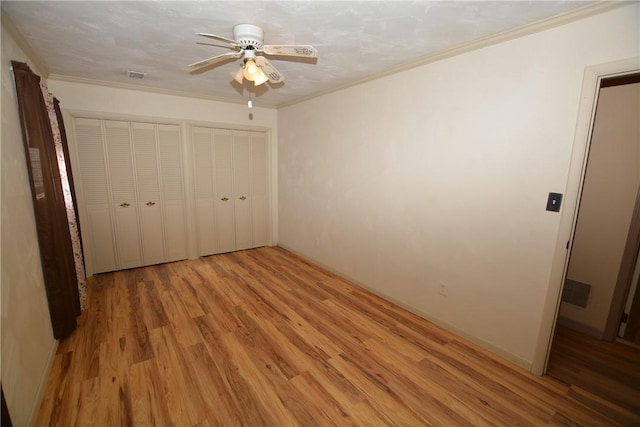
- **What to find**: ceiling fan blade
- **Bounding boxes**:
[196,41,239,51]
[255,57,284,83]
[197,32,240,47]
[188,51,242,69]
[261,45,317,58]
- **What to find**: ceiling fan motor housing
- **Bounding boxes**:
[233,24,264,49]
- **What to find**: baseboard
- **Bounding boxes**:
[276,244,532,372]
[26,338,58,426]
[557,316,604,339]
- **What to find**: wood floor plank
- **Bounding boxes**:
[156,286,202,348]
[288,371,357,426]
[73,377,99,426]
[147,326,203,425]
[35,351,74,426]
[222,331,298,425]
[235,265,343,359]
[363,337,505,426]
[328,353,429,426]
[36,247,640,426]
[127,359,173,427]
[136,280,169,330]
[181,342,242,426]
[96,339,132,426]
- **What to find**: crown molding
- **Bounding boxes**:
[277,1,629,109]
[1,11,50,77]
[46,74,278,109]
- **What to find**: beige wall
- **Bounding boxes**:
[1,20,58,426]
[561,82,640,331]
[277,4,640,368]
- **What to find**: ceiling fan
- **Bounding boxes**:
[189,24,318,86]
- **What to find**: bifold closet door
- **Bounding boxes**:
[74,118,187,274]
[104,121,143,269]
[74,118,117,273]
[157,125,188,262]
[214,131,237,253]
[250,132,268,247]
[131,122,165,266]
[193,127,217,256]
[192,126,268,257]
[131,122,188,265]
[232,133,254,251]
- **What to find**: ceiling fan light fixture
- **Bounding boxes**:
[253,68,269,86]
[243,59,259,81]
[231,65,244,84]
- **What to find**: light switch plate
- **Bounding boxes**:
[546,192,563,212]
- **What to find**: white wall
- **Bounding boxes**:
[47,79,279,268]
[1,20,58,426]
[561,83,640,332]
[277,3,640,369]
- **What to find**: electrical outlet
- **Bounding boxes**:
[439,283,447,296]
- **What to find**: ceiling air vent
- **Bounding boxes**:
[127,70,147,79]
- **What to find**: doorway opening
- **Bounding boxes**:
[553,72,640,344]
[544,71,640,411]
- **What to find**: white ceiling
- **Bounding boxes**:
[2,1,595,107]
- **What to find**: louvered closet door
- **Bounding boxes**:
[132,122,164,266]
[193,127,216,256]
[251,132,268,247]
[232,133,253,250]
[74,118,117,273]
[214,130,236,253]
[193,126,269,257]
[104,120,142,269]
[157,124,187,262]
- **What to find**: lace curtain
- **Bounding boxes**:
[39,81,87,309]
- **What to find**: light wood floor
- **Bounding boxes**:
[36,246,640,426]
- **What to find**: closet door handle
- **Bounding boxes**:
[146,201,156,207]
[239,196,247,201]
[119,202,131,208]
[221,197,229,202]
